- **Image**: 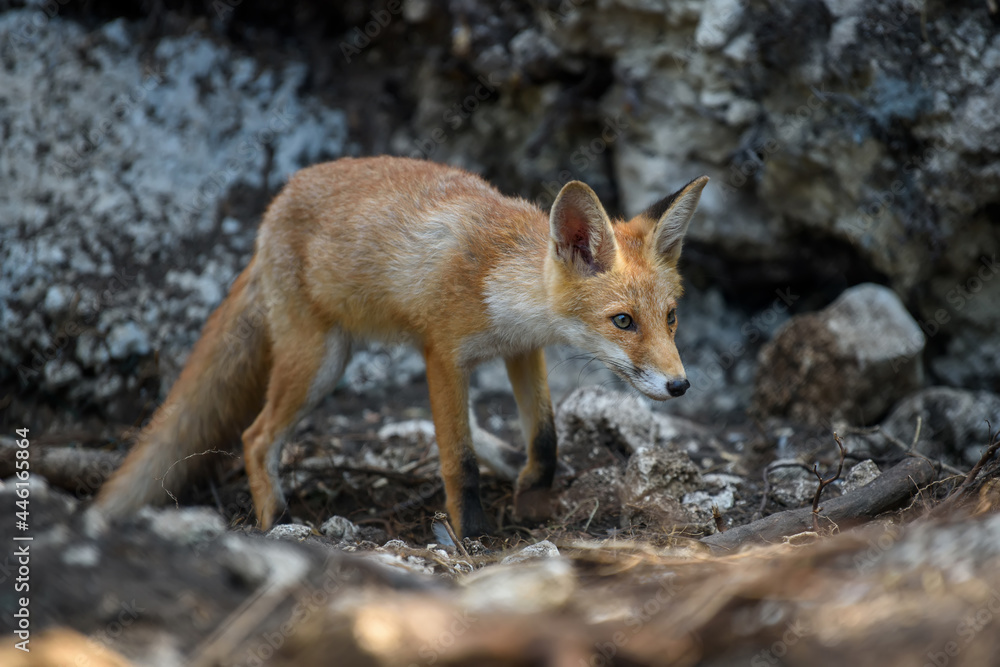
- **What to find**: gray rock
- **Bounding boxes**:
[321,515,360,542]
[682,473,743,518]
[377,420,436,444]
[843,460,881,493]
[500,539,560,565]
[0,11,346,403]
[767,465,817,509]
[44,359,82,388]
[265,524,313,541]
[621,445,703,531]
[139,507,227,545]
[878,387,1000,466]
[43,285,74,316]
[459,557,575,614]
[753,284,924,425]
[104,320,151,361]
[695,0,745,50]
[342,344,426,396]
[866,512,1000,574]
[381,538,409,551]
[62,543,101,567]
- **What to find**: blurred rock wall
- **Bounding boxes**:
[1,0,998,424]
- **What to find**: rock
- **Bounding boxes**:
[869,512,1000,574]
[139,507,227,545]
[373,540,437,575]
[381,538,409,551]
[695,0,746,50]
[0,11,347,408]
[43,285,74,316]
[500,540,560,565]
[682,473,744,520]
[459,557,575,614]
[105,321,151,360]
[44,359,82,388]
[62,543,101,568]
[843,460,881,493]
[266,524,313,541]
[321,515,360,542]
[215,534,273,587]
[620,445,703,531]
[878,387,1000,466]
[556,386,721,472]
[342,344,426,396]
[377,420,436,443]
[753,284,925,425]
[767,465,817,509]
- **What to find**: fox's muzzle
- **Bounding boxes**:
[666,378,690,397]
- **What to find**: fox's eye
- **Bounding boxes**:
[611,313,633,330]
[667,308,676,326]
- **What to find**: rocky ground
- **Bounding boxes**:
[1,380,999,665]
[2,1,1000,665]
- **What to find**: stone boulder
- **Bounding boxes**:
[877,387,1000,466]
[556,386,722,472]
[753,283,924,425]
[620,446,704,532]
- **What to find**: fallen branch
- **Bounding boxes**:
[0,437,124,497]
[702,456,938,553]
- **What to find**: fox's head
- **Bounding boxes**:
[547,176,708,401]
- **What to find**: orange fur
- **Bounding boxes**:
[94,157,708,537]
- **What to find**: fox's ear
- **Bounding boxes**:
[643,175,709,265]
[549,181,617,275]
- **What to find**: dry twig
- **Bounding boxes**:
[811,433,847,531]
[712,505,725,533]
[437,511,472,561]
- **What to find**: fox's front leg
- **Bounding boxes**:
[506,349,558,521]
[424,345,491,538]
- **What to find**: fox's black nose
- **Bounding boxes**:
[667,378,690,397]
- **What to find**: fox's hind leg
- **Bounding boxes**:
[243,325,351,530]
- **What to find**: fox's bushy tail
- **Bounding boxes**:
[94,260,271,518]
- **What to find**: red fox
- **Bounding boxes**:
[94,156,707,538]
